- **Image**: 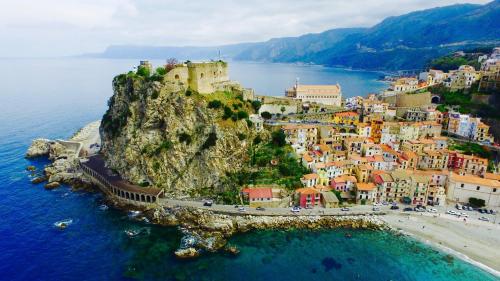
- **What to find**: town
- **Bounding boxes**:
[238,47,500,214]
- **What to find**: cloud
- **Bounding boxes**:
[0,0,492,57]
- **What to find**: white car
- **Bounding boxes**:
[291,207,300,213]
[459,212,468,217]
[478,217,490,222]
[238,207,246,212]
[427,208,437,213]
[446,210,456,215]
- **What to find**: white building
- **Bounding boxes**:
[286,82,342,107]
[447,173,500,207]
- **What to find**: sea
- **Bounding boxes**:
[0,58,497,281]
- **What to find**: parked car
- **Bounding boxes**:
[427,208,437,213]
[256,207,265,211]
[291,207,300,213]
[478,208,485,213]
[446,210,457,215]
[489,209,495,214]
[403,207,413,212]
[341,207,350,211]
[455,204,462,210]
[478,217,490,222]
[372,207,380,211]
[467,206,473,211]
[390,205,400,210]
[203,200,213,207]
[238,207,246,212]
[459,212,468,217]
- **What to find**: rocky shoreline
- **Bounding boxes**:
[146,205,386,258]
[25,126,387,259]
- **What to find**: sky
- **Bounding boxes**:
[0,0,492,57]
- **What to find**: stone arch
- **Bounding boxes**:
[141,194,145,202]
[431,95,440,104]
[174,74,180,80]
[126,192,130,200]
[200,73,204,78]
[135,193,140,201]
[349,128,356,134]
[339,128,347,133]
[146,196,151,203]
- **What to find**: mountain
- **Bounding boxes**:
[88,1,500,70]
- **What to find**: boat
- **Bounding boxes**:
[54,219,73,229]
[99,204,109,211]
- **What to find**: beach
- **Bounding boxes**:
[383,211,500,276]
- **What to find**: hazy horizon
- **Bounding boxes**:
[0,0,492,58]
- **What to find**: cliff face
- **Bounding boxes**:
[100,74,256,197]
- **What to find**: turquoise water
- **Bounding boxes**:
[0,58,497,280]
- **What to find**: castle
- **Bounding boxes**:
[164,60,230,94]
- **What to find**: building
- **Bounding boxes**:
[447,173,500,207]
[301,173,319,187]
[164,61,230,94]
[249,114,264,132]
[333,111,359,126]
[444,65,482,91]
[447,113,494,143]
[331,175,357,200]
[356,182,376,203]
[241,187,285,207]
[320,192,340,208]
[282,124,318,149]
[285,81,342,107]
[295,187,321,208]
[389,77,419,93]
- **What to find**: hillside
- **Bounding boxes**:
[89,1,500,70]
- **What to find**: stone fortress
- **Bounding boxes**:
[139,60,254,98]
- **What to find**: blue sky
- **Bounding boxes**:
[0,0,491,57]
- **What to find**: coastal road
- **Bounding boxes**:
[159,198,385,217]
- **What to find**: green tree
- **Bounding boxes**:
[208,100,222,109]
[271,130,286,147]
[137,66,150,77]
[261,111,272,120]
[251,100,262,113]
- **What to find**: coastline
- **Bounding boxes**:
[382,212,500,277]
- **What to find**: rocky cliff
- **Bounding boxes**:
[100,74,258,198]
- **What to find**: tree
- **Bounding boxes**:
[280,106,286,115]
[208,100,222,109]
[136,66,150,77]
[469,197,485,208]
[261,111,272,120]
[155,67,167,76]
[271,130,286,147]
[251,100,262,113]
[165,58,179,72]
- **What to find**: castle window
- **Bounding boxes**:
[214,71,216,76]
[200,73,204,78]
[174,74,179,79]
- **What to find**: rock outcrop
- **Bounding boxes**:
[26,139,51,158]
[147,205,386,256]
[100,74,258,197]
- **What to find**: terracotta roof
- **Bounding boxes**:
[303,154,313,163]
[451,173,500,188]
[295,187,319,195]
[484,173,500,181]
[302,173,319,180]
[243,188,273,199]
[333,175,357,183]
[335,111,358,117]
[356,182,375,191]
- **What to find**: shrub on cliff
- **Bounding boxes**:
[208,100,222,109]
[271,130,286,147]
[251,100,261,113]
[201,132,217,150]
[137,66,150,77]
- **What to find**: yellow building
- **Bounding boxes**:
[333,111,359,126]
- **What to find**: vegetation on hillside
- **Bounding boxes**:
[449,142,491,159]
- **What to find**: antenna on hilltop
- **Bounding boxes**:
[218,50,221,60]
[295,77,300,88]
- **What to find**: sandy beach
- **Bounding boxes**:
[382,212,500,276]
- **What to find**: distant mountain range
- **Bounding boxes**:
[85,0,500,71]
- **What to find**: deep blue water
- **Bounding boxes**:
[0,58,497,281]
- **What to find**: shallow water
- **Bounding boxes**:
[0,58,496,280]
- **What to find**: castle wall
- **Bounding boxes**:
[187,61,229,94]
[395,92,431,108]
[164,65,189,86]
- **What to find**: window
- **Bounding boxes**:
[460,183,464,188]
[493,188,497,192]
[476,186,480,191]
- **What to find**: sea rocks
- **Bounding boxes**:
[224,245,240,256]
[26,166,36,172]
[31,176,47,184]
[26,139,51,158]
[174,247,200,259]
[44,181,61,190]
[148,205,387,258]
